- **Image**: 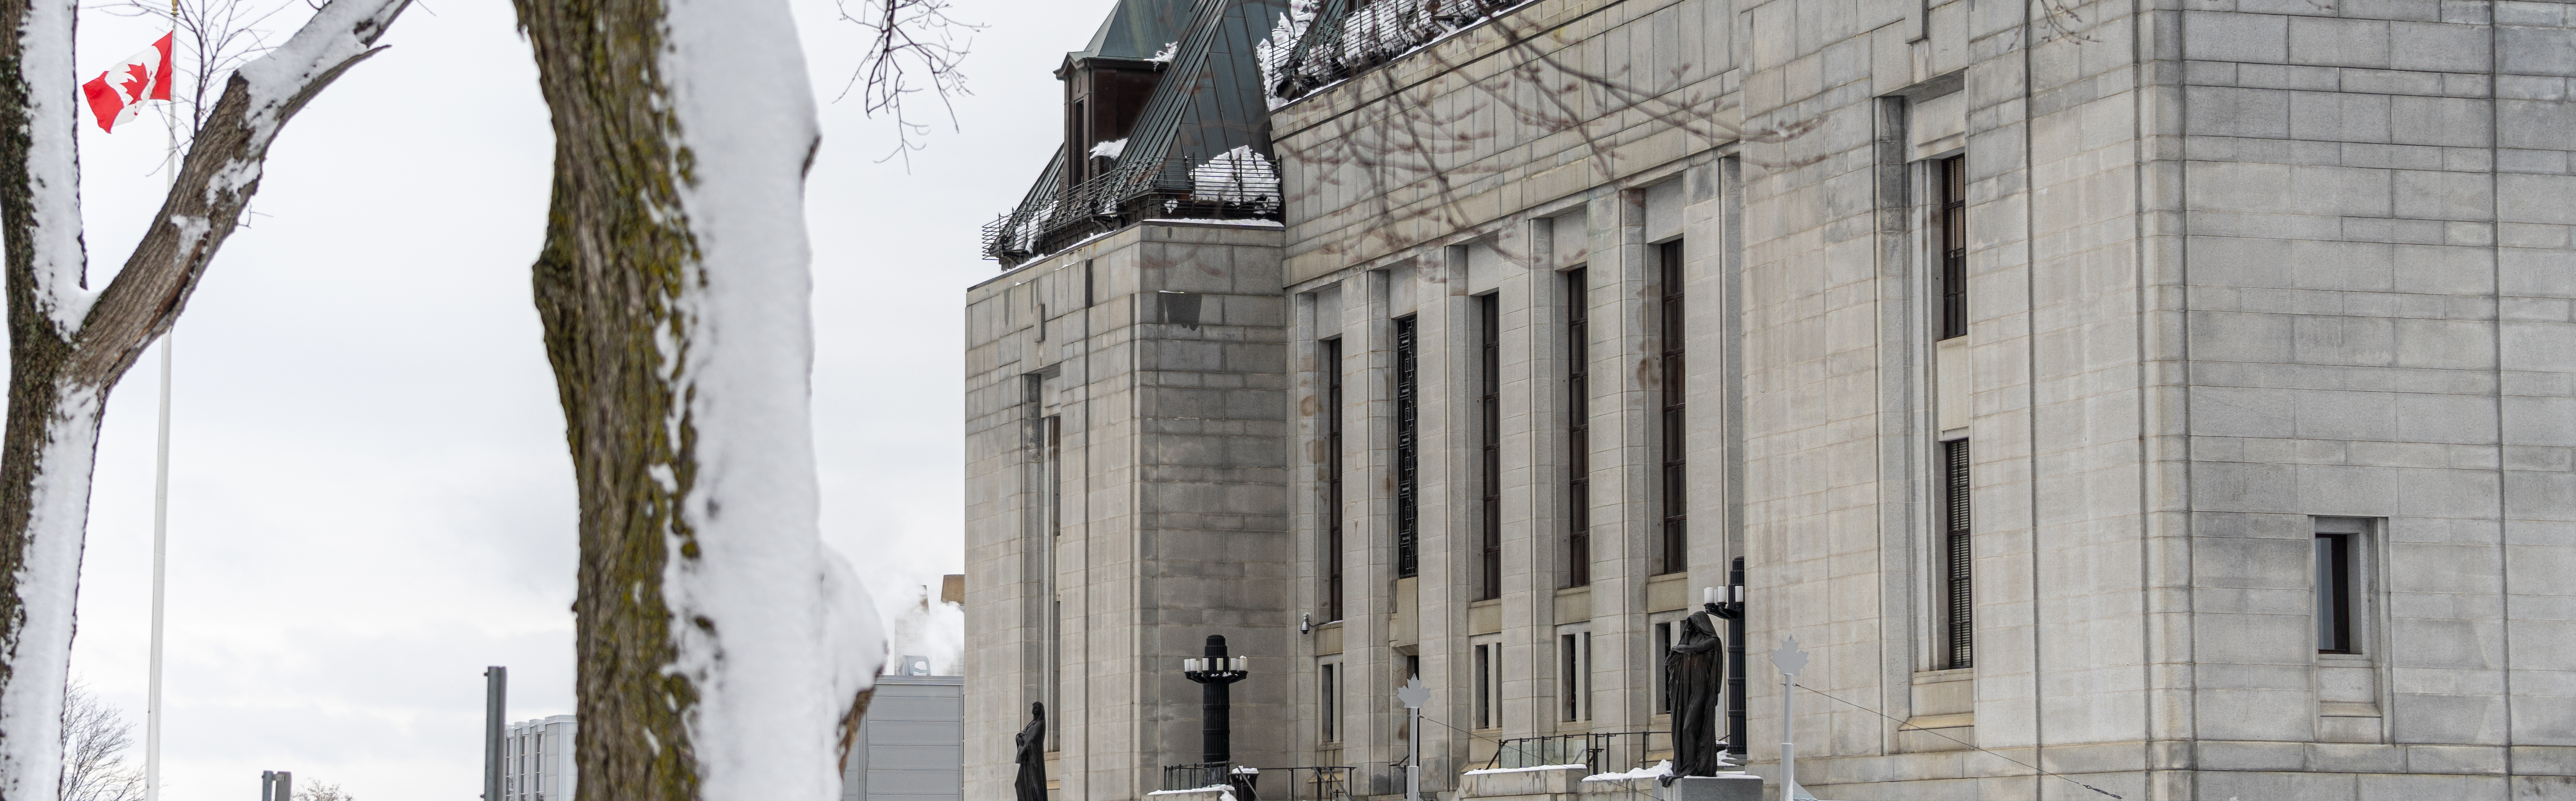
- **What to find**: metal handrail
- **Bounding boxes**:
[983,153,1283,263]
[1160,763,1357,801]
[1485,733,1603,772]
[1481,730,1675,773]
[1262,0,1532,102]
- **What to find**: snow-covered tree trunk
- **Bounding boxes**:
[512,2,882,799]
[0,2,409,797]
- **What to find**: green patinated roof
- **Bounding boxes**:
[1069,0,1195,63]
[988,0,1291,263]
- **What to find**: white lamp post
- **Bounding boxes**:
[1396,677,1430,801]
[1770,638,1812,801]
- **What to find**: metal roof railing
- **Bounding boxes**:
[982,153,1283,264]
[1264,0,1527,102]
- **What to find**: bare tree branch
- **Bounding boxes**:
[71,0,406,383]
[93,0,298,137]
[831,0,978,164]
[0,0,410,790]
[59,683,141,801]
[291,780,353,801]
[1263,0,1823,264]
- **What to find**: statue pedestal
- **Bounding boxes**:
[1658,775,1762,801]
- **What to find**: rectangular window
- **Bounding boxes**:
[1653,621,1675,714]
[1050,600,1063,748]
[1566,270,1591,588]
[1558,631,1592,721]
[1560,634,1579,721]
[1472,641,1505,730]
[1941,438,1973,669]
[1937,155,1967,340]
[1043,416,1065,748]
[2317,531,2355,653]
[1068,99,1089,182]
[1323,338,1345,622]
[1658,242,1688,574]
[1396,316,1420,578]
[1319,663,1339,742]
[1474,643,1494,729]
[1479,294,1503,600]
[1046,417,1063,535]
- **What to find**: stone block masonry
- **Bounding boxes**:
[964,0,2576,798]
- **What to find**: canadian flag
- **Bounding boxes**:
[81,33,174,134]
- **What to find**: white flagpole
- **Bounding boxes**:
[146,10,179,799]
[144,337,169,801]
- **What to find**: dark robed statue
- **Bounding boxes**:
[1663,602,1729,781]
[1015,703,1049,801]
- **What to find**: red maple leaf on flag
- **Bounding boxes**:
[81,33,172,132]
[119,63,150,102]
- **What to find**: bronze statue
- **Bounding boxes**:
[1015,702,1049,801]
[1664,602,1729,781]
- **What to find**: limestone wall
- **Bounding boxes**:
[1249,0,2576,797]
[964,223,1297,801]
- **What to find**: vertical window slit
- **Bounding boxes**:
[1324,338,1345,622]
[1567,270,1592,588]
[1942,438,1973,669]
[1479,295,1502,601]
[1658,243,1688,574]
[2317,533,2354,654]
[1938,155,1968,341]
[1396,316,1420,578]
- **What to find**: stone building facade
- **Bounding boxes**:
[965,0,2576,798]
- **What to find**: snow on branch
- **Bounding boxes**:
[94,0,300,136]
[13,0,94,332]
[68,0,411,382]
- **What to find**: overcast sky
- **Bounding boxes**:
[63,1,1092,798]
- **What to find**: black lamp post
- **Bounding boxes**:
[1181,635,1249,777]
[1719,557,1749,758]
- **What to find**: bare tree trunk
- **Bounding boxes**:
[512,3,882,799]
[0,2,408,797]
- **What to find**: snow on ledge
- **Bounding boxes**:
[1580,761,1673,782]
[1464,764,1590,776]
[1146,786,1238,801]
[1143,218,1285,227]
[1010,218,1280,267]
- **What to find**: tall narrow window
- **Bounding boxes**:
[1560,634,1579,721]
[1068,99,1090,182]
[1658,243,1688,574]
[1396,316,1420,578]
[1319,663,1339,742]
[1566,636,1587,726]
[1323,338,1346,622]
[1937,156,1968,340]
[1483,644,1504,731]
[1941,438,1973,669]
[1566,270,1592,587]
[1043,416,1065,748]
[1046,417,1063,536]
[1478,295,1503,600]
[1558,631,1592,721]
[1474,643,1495,729]
[1653,621,1674,713]
[2317,531,2354,653]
